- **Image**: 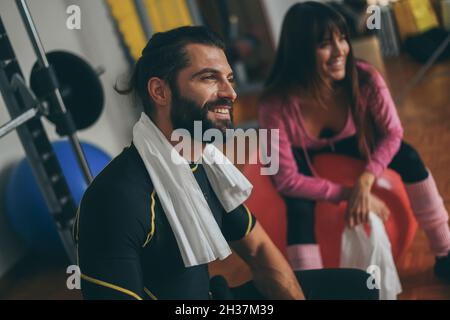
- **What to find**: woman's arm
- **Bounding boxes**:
[363,68,404,177]
[347,66,402,226]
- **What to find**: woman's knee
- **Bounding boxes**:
[389,141,428,183]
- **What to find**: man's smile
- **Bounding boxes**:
[208,105,231,120]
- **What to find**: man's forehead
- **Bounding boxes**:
[183,43,232,75]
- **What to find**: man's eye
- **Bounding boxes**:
[201,75,216,81]
[228,78,235,84]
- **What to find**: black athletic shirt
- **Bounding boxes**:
[74,144,256,300]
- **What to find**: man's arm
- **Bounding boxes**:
[230,221,305,300]
[77,185,149,300]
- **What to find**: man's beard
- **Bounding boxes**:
[170,85,234,143]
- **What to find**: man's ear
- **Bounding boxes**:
[147,77,171,107]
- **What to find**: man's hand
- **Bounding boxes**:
[230,222,305,300]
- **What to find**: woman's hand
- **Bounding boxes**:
[369,194,390,223]
[345,172,389,227]
[345,184,371,228]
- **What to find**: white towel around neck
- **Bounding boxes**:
[132,112,253,267]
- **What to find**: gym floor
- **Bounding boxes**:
[385,53,450,300]
[0,53,449,300]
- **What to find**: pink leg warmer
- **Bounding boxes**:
[287,244,323,270]
[405,171,450,257]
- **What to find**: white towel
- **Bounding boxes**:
[132,112,253,267]
[340,213,402,300]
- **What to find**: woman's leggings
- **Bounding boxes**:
[285,135,428,245]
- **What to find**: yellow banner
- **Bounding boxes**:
[394,0,439,40]
[409,0,438,31]
[144,0,193,33]
[106,0,147,60]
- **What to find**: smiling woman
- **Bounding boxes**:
[316,30,349,84]
[258,1,450,283]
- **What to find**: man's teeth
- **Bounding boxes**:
[214,108,229,114]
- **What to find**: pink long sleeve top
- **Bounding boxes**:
[258,61,404,203]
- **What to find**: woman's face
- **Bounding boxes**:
[315,30,349,84]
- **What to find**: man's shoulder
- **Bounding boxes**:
[77,145,156,245]
[83,144,153,204]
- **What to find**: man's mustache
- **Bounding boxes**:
[205,98,234,111]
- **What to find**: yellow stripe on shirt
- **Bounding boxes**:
[143,190,157,247]
[81,273,143,300]
[243,204,253,237]
[144,287,158,300]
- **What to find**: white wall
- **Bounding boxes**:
[261,0,331,46]
[0,0,139,278]
[261,0,302,46]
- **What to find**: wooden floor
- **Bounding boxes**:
[385,54,450,300]
[0,255,81,300]
[0,54,449,299]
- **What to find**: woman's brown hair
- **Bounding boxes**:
[264,1,376,157]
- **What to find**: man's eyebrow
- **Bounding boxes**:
[191,68,234,79]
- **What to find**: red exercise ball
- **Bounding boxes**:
[243,161,288,258]
[313,153,417,268]
[242,152,417,268]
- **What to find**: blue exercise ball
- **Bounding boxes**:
[5,140,111,258]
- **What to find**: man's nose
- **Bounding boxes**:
[218,80,237,102]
